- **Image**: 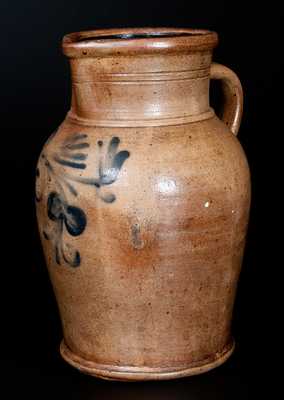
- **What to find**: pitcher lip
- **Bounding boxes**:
[62,27,218,58]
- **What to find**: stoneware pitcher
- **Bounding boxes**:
[36,28,250,381]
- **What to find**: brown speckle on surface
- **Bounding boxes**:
[131,223,144,250]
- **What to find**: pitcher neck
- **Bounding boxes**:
[63,28,218,127]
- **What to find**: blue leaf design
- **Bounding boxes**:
[64,205,87,236]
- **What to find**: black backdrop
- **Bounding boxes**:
[0,1,280,398]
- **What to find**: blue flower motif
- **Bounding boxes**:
[37,133,130,268]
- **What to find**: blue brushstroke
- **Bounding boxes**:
[53,156,86,169]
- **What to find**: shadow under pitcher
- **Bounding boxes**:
[36,28,250,381]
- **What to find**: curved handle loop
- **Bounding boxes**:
[210,62,243,136]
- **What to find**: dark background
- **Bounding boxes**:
[0,0,280,398]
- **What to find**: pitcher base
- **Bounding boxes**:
[60,339,235,381]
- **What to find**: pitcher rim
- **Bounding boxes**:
[62,27,218,58]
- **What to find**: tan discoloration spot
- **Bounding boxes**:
[131,223,144,250]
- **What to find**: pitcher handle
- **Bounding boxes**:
[210,62,243,136]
